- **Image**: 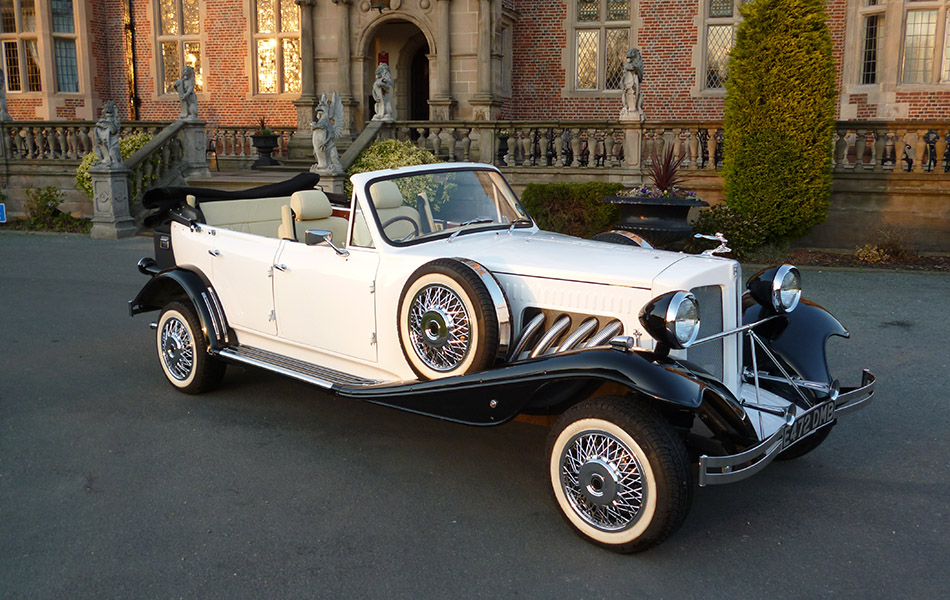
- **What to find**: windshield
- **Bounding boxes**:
[365,169,532,245]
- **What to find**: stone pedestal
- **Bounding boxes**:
[179,118,210,177]
[313,171,347,195]
[429,97,456,121]
[623,123,644,169]
[89,164,136,239]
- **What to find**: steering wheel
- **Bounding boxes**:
[382,215,421,237]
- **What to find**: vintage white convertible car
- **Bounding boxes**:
[131,163,875,552]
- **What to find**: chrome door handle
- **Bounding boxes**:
[208,249,220,257]
[273,263,288,272]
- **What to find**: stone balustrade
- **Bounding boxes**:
[206,126,296,160]
[0,121,168,161]
[833,122,950,173]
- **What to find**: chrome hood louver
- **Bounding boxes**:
[508,312,624,362]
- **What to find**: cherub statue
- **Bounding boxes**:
[371,63,394,122]
[93,101,122,165]
[173,65,198,120]
[310,91,344,172]
[620,48,644,121]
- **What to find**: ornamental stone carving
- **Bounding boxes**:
[620,48,645,122]
[371,63,394,122]
[173,65,199,120]
[310,91,345,173]
[93,101,122,166]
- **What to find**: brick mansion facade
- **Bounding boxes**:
[4,0,949,127]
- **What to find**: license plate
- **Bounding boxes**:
[783,400,836,450]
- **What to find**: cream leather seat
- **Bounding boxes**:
[278,189,348,246]
[368,180,420,241]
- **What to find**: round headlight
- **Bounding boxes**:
[639,290,701,350]
[748,264,802,314]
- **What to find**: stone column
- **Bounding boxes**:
[179,119,211,178]
[290,0,317,159]
[89,164,136,239]
[429,0,455,120]
[470,0,495,120]
[335,0,357,136]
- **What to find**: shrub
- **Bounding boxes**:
[346,139,438,196]
[690,203,767,258]
[520,182,623,239]
[21,186,92,233]
[75,132,154,200]
[722,0,836,246]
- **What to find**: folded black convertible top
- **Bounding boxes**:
[143,172,321,211]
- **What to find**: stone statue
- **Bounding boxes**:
[371,63,394,122]
[310,91,344,173]
[93,101,122,166]
[620,48,644,122]
[173,65,198,120]
[0,68,10,122]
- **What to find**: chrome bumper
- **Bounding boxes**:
[698,369,876,486]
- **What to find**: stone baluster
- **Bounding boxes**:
[443,128,456,161]
[460,128,472,161]
[604,130,615,168]
[555,130,565,166]
[935,130,948,173]
[671,128,682,164]
[855,129,869,168]
[505,132,515,166]
[517,128,529,166]
[570,129,582,167]
[66,127,79,159]
[844,129,858,169]
[643,130,655,165]
[706,128,718,170]
[883,131,896,171]
[416,128,427,150]
[25,127,37,158]
[588,129,600,168]
[913,129,927,173]
[429,128,442,158]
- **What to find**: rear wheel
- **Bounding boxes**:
[547,396,692,553]
[156,301,226,394]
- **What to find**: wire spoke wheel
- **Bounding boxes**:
[408,283,472,372]
[560,430,646,532]
[547,397,692,553]
[160,315,195,381]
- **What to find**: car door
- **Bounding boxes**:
[208,228,281,336]
[272,242,380,362]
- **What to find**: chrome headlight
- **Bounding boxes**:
[639,291,701,350]
[748,264,801,313]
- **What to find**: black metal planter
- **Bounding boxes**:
[603,195,709,247]
[250,133,280,169]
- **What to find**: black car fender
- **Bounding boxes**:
[743,296,849,387]
[129,266,230,352]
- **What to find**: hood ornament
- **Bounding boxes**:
[695,232,731,257]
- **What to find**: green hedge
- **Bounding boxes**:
[722,0,836,245]
[520,182,623,238]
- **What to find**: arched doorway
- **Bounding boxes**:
[361,20,432,122]
[408,45,430,121]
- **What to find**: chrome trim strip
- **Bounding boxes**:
[691,315,779,346]
[207,288,229,343]
[200,292,221,340]
[218,349,335,390]
[700,369,876,486]
[455,258,512,357]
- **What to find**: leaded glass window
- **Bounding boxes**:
[573,0,630,91]
[157,0,202,93]
[862,14,883,84]
[703,0,742,90]
[0,0,41,92]
[902,10,937,82]
[253,0,301,94]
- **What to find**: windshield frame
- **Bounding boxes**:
[359,165,534,248]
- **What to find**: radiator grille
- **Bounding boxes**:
[687,285,724,380]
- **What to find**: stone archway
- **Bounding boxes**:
[360,18,433,122]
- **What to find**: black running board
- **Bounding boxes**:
[216,345,379,389]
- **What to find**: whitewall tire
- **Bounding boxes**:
[156,301,226,394]
[398,259,500,380]
[547,396,692,553]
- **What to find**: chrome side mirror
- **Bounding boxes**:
[305,229,349,256]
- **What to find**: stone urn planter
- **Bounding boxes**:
[603,194,708,247]
[250,132,280,169]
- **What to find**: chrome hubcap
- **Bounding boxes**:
[560,431,645,532]
[160,316,194,381]
[408,284,471,371]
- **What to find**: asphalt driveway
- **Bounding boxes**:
[1,232,947,599]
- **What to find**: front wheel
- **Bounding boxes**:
[156,301,226,394]
[546,396,692,553]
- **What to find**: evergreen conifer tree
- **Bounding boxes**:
[722,0,836,245]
